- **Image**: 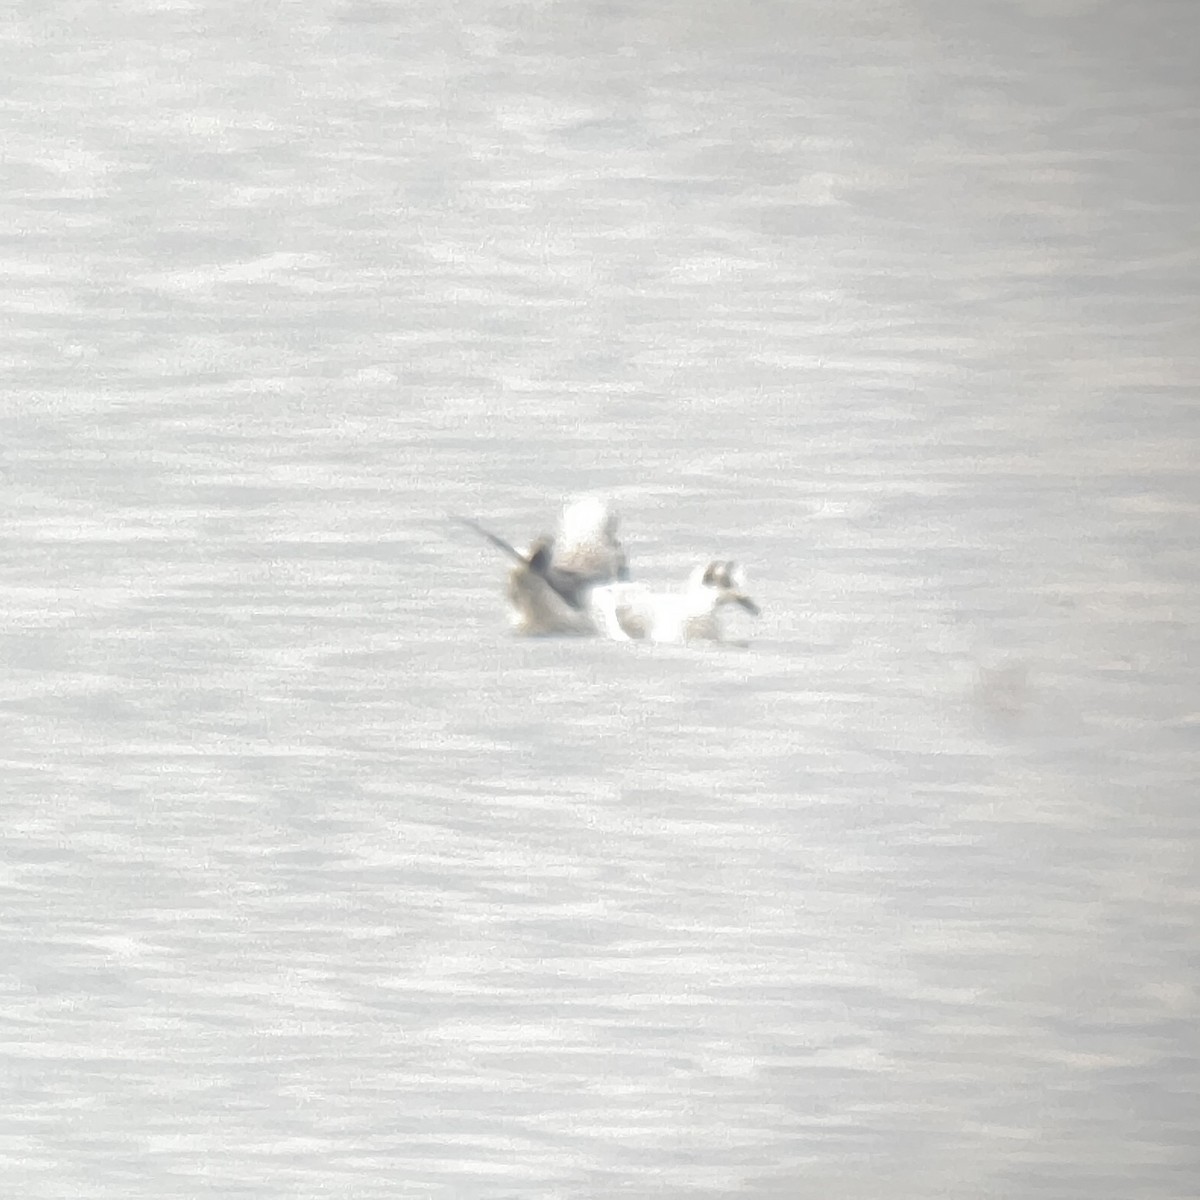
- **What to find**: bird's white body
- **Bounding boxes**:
[589,560,759,645]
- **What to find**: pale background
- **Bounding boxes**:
[1,1,1197,1197]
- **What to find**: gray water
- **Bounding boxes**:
[2,1,1198,1197]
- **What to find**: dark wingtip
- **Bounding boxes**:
[527,537,555,572]
[454,515,529,567]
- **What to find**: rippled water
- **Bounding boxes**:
[2,1,1197,1197]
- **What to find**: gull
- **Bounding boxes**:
[588,560,760,644]
[455,496,628,636]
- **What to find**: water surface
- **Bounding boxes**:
[1,1,1197,1197]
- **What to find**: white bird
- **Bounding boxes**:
[589,560,760,645]
[456,496,627,636]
